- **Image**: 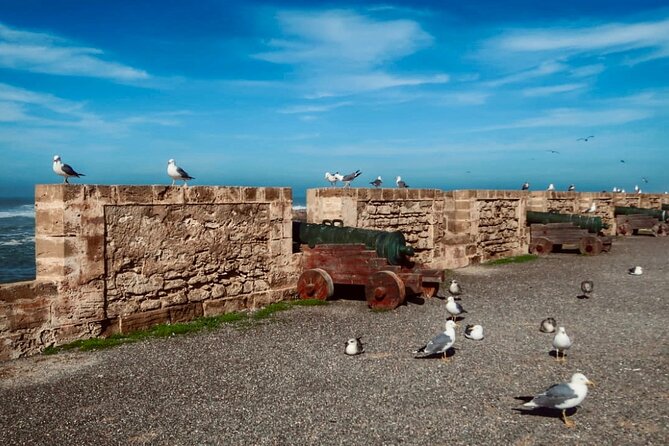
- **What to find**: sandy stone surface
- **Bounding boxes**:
[1,236,668,445]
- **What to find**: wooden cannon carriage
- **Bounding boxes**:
[615,207,668,236]
[294,220,444,310]
[527,211,612,256]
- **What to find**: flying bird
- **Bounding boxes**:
[579,280,594,299]
[370,176,383,188]
[52,155,85,184]
[448,279,462,297]
[540,318,557,333]
[641,177,649,184]
[325,172,339,187]
[620,159,626,164]
[552,327,572,362]
[521,182,530,191]
[345,337,364,356]
[464,324,484,340]
[396,176,409,188]
[520,373,594,427]
[446,295,467,322]
[341,170,362,187]
[167,159,195,186]
[576,136,594,142]
[414,320,457,362]
[547,149,560,154]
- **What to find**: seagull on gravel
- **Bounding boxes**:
[579,280,594,299]
[552,327,572,362]
[464,324,484,340]
[167,159,195,186]
[540,318,557,333]
[53,155,85,184]
[341,170,362,187]
[396,176,409,188]
[446,295,467,322]
[448,279,462,297]
[345,337,364,356]
[325,172,339,187]
[521,373,594,427]
[370,176,383,188]
[628,266,643,276]
[414,320,457,362]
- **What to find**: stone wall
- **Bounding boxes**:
[0,185,298,360]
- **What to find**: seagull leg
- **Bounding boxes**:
[64,177,69,184]
[562,409,575,428]
[441,353,450,363]
[171,179,176,186]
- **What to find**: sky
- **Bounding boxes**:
[1,0,668,199]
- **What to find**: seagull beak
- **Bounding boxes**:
[587,379,596,387]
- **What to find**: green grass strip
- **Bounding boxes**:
[43,299,327,355]
[484,254,538,266]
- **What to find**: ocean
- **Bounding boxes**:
[0,195,307,284]
[0,198,35,284]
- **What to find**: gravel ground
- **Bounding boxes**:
[1,236,668,445]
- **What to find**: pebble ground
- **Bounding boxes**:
[1,236,667,445]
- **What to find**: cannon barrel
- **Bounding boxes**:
[526,211,607,233]
[663,204,669,211]
[294,220,415,265]
[614,206,668,222]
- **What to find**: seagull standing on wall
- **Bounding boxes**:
[341,170,362,187]
[567,184,576,191]
[370,176,383,188]
[52,155,85,184]
[167,159,195,186]
[521,182,530,190]
[547,183,555,191]
[396,176,409,188]
[325,172,339,187]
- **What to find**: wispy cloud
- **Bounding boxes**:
[485,61,567,87]
[483,107,651,130]
[0,22,150,82]
[278,101,352,114]
[522,83,586,97]
[253,9,447,96]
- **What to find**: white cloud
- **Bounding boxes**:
[485,107,651,130]
[0,22,150,82]
[486,61,567,87]
[279,101,352,114]
[522,83,586,97]
[569,63,605,78]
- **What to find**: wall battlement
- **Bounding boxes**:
[1,185,667,360]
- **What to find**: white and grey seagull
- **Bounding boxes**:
[414,320,457,362]
[396,176,409,188]
[446,295,467,321]
[448,279,462,297]
[345,337,364,356]
[370,176,383,188]
[325,171,339,187]
[52,155,85,184]
[341,170,362,187]
[552,326,572,362]
[464,324,484,340]
[167,159,195,186]
[521,372,595,427]
[540,317,557,333]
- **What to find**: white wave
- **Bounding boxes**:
[0,204,35,219]
[292,205,307,210]
[0,235,34,246]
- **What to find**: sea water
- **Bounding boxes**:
[0,198,35,283]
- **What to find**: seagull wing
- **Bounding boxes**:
[176,166,194,179]
[62,163,83,177]
[527,383,577,408]
[416,332,452,355]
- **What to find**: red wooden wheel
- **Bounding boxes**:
[652,222,668,237]
[365,271,406,310]
[579,236,603,255]
[529,237,553,255]
[297,268,334,300]
[421,282,440,298]
[617,222,632,236]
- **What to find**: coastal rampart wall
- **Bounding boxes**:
[0,185,298,360]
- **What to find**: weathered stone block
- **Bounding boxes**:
[120,308,170,333]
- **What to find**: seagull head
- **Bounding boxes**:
[53,155,61,162]
[571,373,594,387]
[168,159,175,165]
[445,320,457,330]
[396,176,401,182]
[557,326,567,335]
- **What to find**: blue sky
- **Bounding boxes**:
[1,0,668,198]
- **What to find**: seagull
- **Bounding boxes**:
[547,183,555,191]
[325,172,339,187]
[628,266,643,276]
[567,184,576,191]
[52,155,85,184]
[552,327,572,362]
[540,318,557,333]
[634,185,640,193]
[345,337,364,356]
[583,202,596,213]
[521,373,595,427]
[167,159,195,186]
[446,295,467,322]
[464,324,484,340]
[620,159,626,164]
[341,170,362,187]
[576,135,594,142]
[448,279,462,297]
[413,320,457,362]
[370,176,383,188]
[641,177,649,184]
[547,149,560,154]
[580,280,594,299]
[521,182,530,191]
[612,186,619,192]
[334,172,344,183]
[396,176,409,188]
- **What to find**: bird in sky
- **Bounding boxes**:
[370,176,382,188]
[414,320,457,362]
[521,373,595,428]
[325,172,339,187]
[641,177,649,183]
[547,149,560,154]
[620,159,626,164]
[344,337,364,356]
[396,176,409,188]
[167,159,195,186]
[552,327,572,362]
[576,135,594,142]
[52,155,85,184]
[341,170,362,187]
